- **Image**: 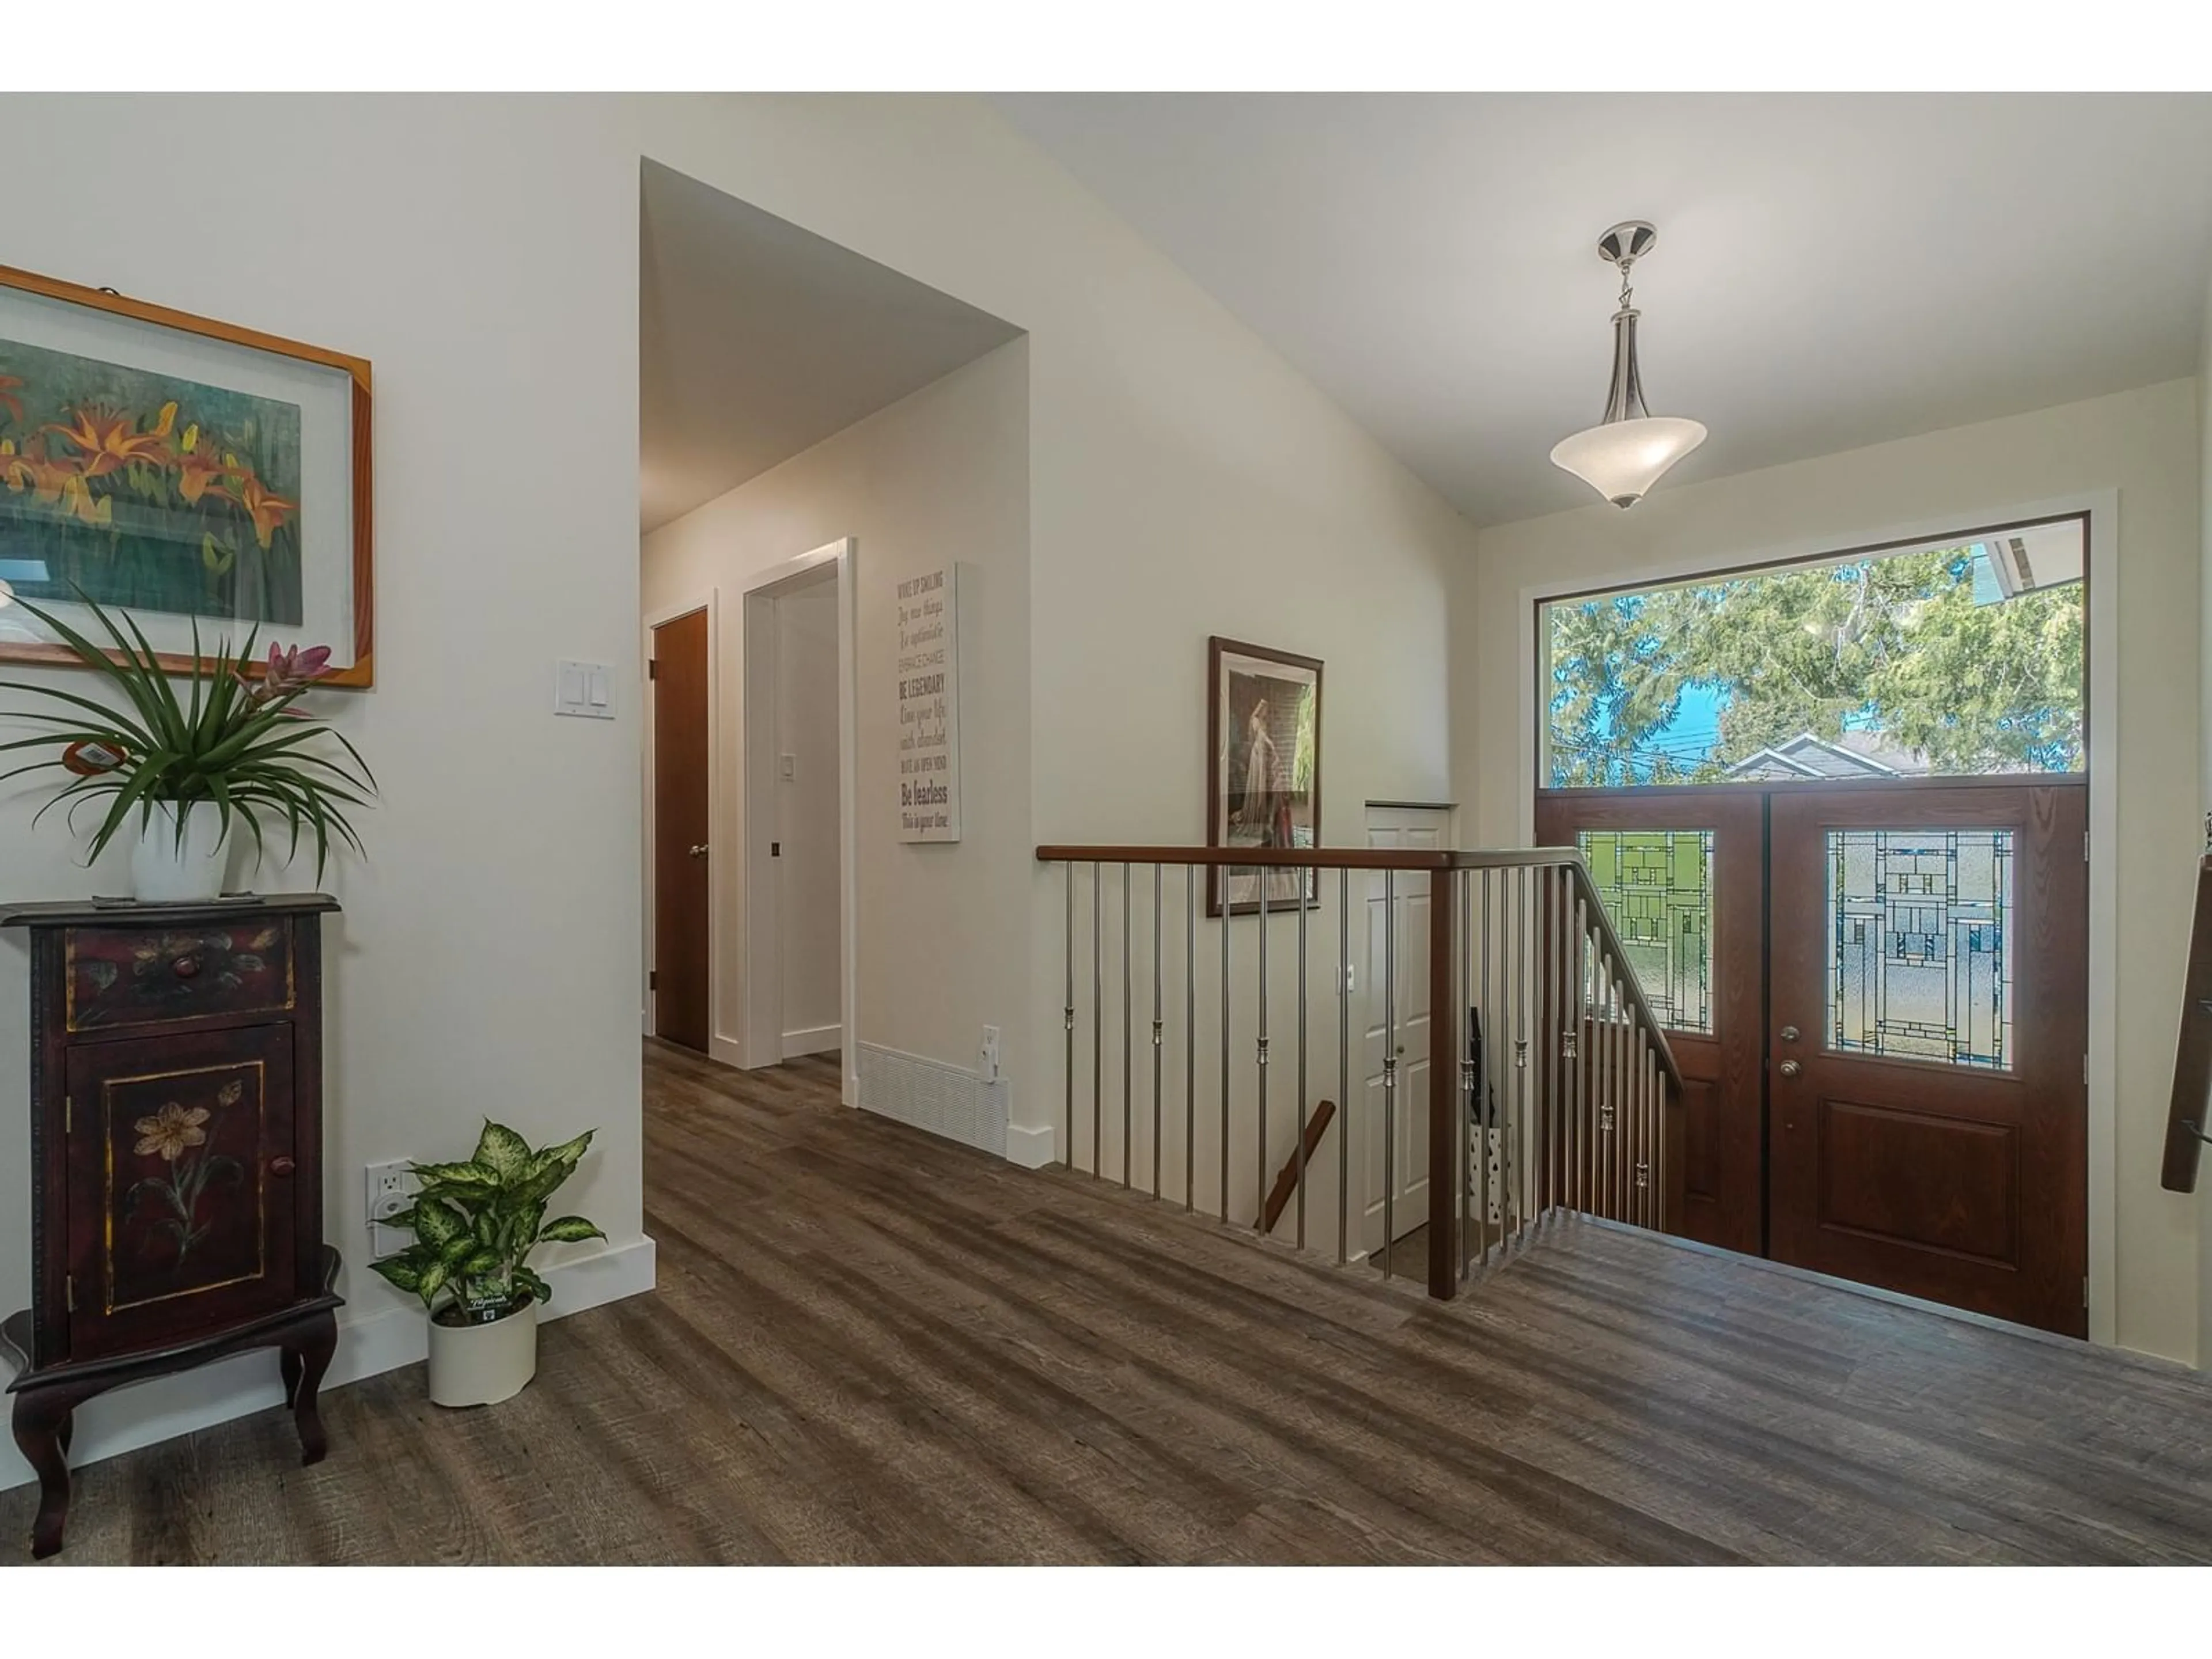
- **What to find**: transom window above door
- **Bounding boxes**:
[1540,516,2086,789]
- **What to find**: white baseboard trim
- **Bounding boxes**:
[1006,1122,1058,1169]
[709,1033,746,1068]
[781,1023,843,1059]
[0,1235,657,1494]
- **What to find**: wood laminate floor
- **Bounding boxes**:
[13,1037,2212,1565]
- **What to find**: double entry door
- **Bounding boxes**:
[1536,779,2088,1336]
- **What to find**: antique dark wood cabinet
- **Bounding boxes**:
[1,894,343,1558]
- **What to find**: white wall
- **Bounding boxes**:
[1459,378,2203,1364]
[774,577,844,1048]
[642,342,1032,1082]
[0,95,650,1488]
[628,96,1476,1154]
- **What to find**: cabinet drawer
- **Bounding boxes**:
[66,920,297,1032]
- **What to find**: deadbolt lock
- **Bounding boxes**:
[1779,1024,1800,1043]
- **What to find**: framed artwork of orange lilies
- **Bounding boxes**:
[0,263,372,687]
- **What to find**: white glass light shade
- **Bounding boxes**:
[1549,416,1708,509]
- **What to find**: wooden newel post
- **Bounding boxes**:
[1428,868,1457,1300]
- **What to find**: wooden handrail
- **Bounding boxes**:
[1033,844,1584,871]
[1260,1099,1337,1233]
[2161,854,2212,1193]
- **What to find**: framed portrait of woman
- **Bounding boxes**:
[1207,636,1323,917]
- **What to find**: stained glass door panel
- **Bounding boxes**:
[1575,829,1714,1035]
[1826,828,2013,1070]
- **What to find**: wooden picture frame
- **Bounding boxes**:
[1207,635,1323,917]
[0,262,373,687]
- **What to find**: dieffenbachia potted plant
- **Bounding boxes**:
[369,1121,605,1408]
[0,586,370,902]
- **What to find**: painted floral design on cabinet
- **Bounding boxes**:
[69,922,294,1030]
[126,1080,244,1270]
[109,1066,265,1309]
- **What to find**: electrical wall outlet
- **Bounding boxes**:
[365,1159,418,1260]
[980,1025,1001,1083]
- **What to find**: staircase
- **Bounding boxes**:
[1033,842,1683,1300]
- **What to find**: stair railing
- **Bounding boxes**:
[1033,844,1684,1300]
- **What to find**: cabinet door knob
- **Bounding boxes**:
[270,1156,297,1176]
[172,954,202,979]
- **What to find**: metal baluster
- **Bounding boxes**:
[1186,864,1196,1213]
[1556,871,1572,1217]
[1152,863,1163,1200]
[1092,863,1103,1180]
[1122,864,1133,1189]
[1544,867,1560,1219]
[1477,868,1493,1275]
[1296,866,1310,1251]
[1219,868,1231,1224]
[1383,870,1397,1279]
[1338,867,1351,1267]
[1637,1012,1653,1228]
[1063,862,1074,1172]
[1511,867,1525,1240]
[1609,965,1624,1219]
[1460,870,1474,1281]
[1572,894,1588,1215]
[1601,960,1619,1221]
[1256,866,1270,1233]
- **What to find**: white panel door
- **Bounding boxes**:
[1360,805,1450,1257]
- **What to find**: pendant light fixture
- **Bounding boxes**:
[1549,220,1707,509]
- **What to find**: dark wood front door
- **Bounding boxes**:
[1536,789,1765,1256]
[1538,778,2089,1335]
[1768,783,2088,1336]
[652,609,711,1054]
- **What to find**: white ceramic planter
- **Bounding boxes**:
[426,1297,539,1408]
[130,801,230,903]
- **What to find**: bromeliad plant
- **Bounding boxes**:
[369,1122,607,1325]
[0,586,371,877]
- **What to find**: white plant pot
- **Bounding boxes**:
[130,801,230,903]
[426,1297,539,1408]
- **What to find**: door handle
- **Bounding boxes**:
[1778,1059,1802,1079]
[687,844,709,858]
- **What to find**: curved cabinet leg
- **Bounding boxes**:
[281,1346,302,1410]
[290,1312,336,1467]
[12,1391,74,1560]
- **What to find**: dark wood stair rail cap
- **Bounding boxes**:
[2161,854,2212,1193]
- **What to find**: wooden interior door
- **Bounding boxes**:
[1767,783,2088,1335]
[652,609,711,1054]
[1535,790,1765,1255]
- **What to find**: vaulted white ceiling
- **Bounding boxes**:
[993,93,2212,526]
[640,160,1021,533]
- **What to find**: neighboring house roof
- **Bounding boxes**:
[1723,730,1931,781]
